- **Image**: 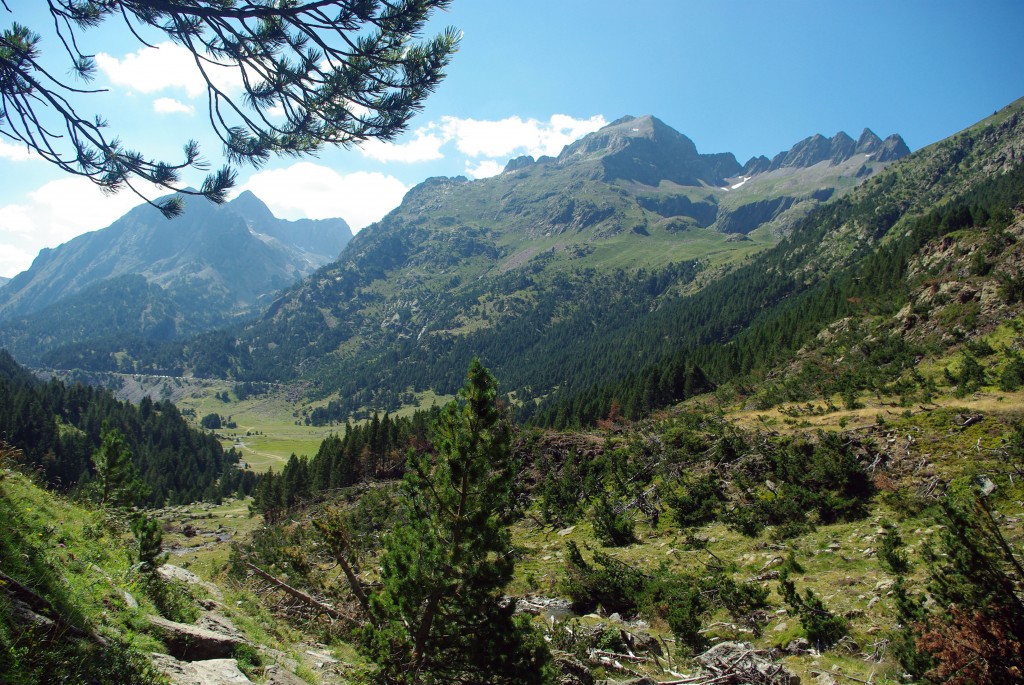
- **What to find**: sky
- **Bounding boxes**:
[1,1,1023,278]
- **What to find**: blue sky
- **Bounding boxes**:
[1,0,1022,277]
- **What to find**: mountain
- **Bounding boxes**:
[52,113,922,410]
[0,191,352,364]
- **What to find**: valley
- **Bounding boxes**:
[2,94,1024,685]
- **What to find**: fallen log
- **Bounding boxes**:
[244,562,357,624]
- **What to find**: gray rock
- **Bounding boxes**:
[263,664,308,685]
[151,654,252,685]
[149,615,245,661]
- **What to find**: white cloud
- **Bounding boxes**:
[153,97,195,115]
[442,114,606,159]
[359,131,446,163]
[358,113,607,167]
[465,160,505,179]
[0,244,34,279]
[0,140,35,162]
[96,41,241,98]
[0,176,160,277]
[239,162,408,230]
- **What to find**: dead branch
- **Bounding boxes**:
[244,562,357,624]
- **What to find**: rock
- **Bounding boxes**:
[976,474,997,497]
[151,654,252,685]
[786,637,813,654]
[514,596,573,619]
[197,613,245,641]
[697,641,800,685]
[263,664,308,685]
[158,563,223,599]
[148,615,245,661]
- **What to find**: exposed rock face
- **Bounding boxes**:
[855,128,884,154]
[148,615,246,661]
[558,115,742,186]
[829,131,856,164]
[743,155,773,175]
[758,128,909,173]
[716,196,798,234]
[504,155,536,173]
[878,134,912,161]
[770,133,833,170]
[151,654,253,685]
[636,194,718,227]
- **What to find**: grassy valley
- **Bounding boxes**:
[3,99,1024,685]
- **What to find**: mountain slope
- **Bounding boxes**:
[0,191,351,320]
[0,192,352,364]
[88,115,905,414]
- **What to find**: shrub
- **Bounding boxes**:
[590,495,636,547]
[779,573,848,650]
[665,472,724,528]
[878,520,910,575]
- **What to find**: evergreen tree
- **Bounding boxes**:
[359,359,550,685]
[2,1,459,215]
[91,425,144,507]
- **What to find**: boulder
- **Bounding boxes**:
[263,664,308,685]
[149,615,245,661]
[151,654,252,685]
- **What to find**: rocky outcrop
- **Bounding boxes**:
[743,155,772,175]
[829,132,856,164]
[558,115,742,186]
[151,654,253,685]
[760,129,909,173]
[877,134,911,161]
[855,128,884,154]
[716,196,798,234]
[149,615,245,661]
[636,194,718,226]
[504,155,536,173]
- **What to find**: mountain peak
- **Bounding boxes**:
[754,129,910,174]
[855,128,884,154]
[558,115,739,186]
[228,190,276,224]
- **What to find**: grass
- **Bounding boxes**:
[0,469,171,683]
[177,386,338,472]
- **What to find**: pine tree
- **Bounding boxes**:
[91,425,144,507]
[359,359,551,685]
[2,1,459,215]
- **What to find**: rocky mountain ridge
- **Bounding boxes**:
[0,191,351,321]
[0,192,352,364]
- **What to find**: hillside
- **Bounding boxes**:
[0,350,256,504]
[0,191,352,365]
[58,115,908,415]
[3,99,1024,685]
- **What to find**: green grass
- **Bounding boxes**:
[0,469,170,683]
